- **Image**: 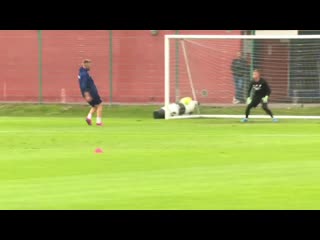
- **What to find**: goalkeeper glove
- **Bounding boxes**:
[262,95,269,103]
[246,97,252,105]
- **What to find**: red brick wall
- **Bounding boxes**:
[42,30,110,103]
[0,30,242,104]
[112,30,241,104]
[0,31,38,101]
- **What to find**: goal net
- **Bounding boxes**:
[164,35,320,119]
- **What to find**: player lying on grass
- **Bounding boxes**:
[241,69,278,123]
[153,97,199,119]
[78,59,103,126]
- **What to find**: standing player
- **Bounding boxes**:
[241,69,278,122]
[78,59,103,126]
[231,51,249,104]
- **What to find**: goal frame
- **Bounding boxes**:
[164,34,320,120]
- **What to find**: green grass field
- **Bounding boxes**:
[1,104,320,209]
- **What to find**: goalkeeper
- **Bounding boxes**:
[153,97,198,119]
[241,69,278,122]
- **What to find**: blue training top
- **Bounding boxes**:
[78,67,99,97]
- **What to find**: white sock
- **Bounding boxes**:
[87,113,92,119]
[97,117,102,124]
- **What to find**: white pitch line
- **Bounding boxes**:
[169,114,320,119]
[0,130,319,138]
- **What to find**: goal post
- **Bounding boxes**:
[164,34,320,120]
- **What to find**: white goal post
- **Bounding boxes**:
[164,34,320,120]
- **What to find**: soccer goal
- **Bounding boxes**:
[164,34,320,120]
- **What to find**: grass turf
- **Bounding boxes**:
[0,104,320,209]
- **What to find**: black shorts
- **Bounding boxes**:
[88,94,102,107]
[250,97,264,108]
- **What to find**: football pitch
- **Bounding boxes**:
[1,104,320,209]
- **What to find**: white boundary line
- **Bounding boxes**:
[170,114,320,119]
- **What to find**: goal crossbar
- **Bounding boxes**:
[165,35,320,40]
